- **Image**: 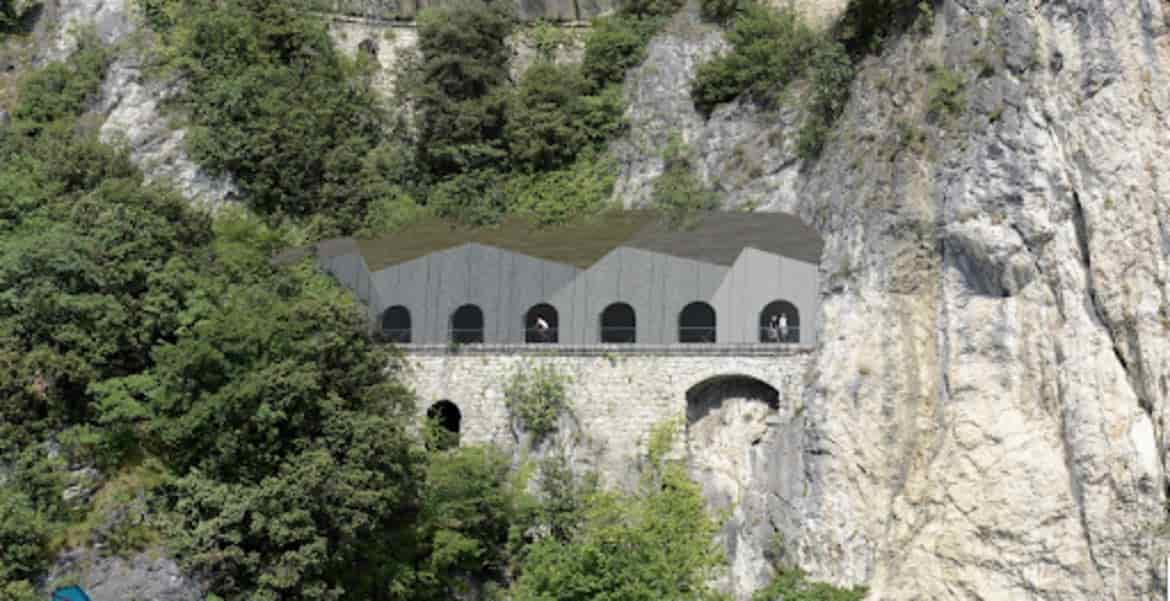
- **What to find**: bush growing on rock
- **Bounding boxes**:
[651,134,718,224]
[505,364,572,440]
[581,15,662,88]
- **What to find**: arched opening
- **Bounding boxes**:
[684,375,781,594]
[525,303,559,343]
[380,305,411,343]
[450,304,484,344]
[426,400,461,451]
[759,300,800,343]
[600,302,636,343]
[678,301,716,343]
[358,38,379,58]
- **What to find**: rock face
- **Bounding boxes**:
[34,0,135,63]
[28,0,238,208]
[46,550,204,601]
[686,376,788,598]
[98,55,239,209]
[618,1,1170,599]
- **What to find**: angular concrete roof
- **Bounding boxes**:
[282,210,823,270]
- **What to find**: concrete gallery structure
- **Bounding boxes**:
[287,210,824,347]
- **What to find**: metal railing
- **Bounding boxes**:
[759,326,800,343]
[678,327,716,343]
[600,327,637,343]
[398,343,813,356]
[379,328,412,344]
[525,327,559,343]
[449,328,484,344]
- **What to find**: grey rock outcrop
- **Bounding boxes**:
[34,0,134,63]
[27,0,239,208]
[46,550,204,601]
[97,55,238,209]
[619,1,1170,598]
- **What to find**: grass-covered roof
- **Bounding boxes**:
[305,210,823,271]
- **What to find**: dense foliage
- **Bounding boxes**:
[403,1,636,226]
[751,568,868,601]
[161,0,392,232]
[0,0,38,36]
[511,421,727,601]
[0,38,421,600]
[693,0,931,159]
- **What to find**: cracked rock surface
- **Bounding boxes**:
[621,1,1170,598]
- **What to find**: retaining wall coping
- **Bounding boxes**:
[396,343,815,356]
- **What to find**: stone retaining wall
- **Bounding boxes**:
[403,347,813,485]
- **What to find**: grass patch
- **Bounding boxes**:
[57,459,168,556]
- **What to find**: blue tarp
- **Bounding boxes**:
[51,587,92,601]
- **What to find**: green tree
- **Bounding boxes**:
[411,0,515,178]
[506,63,593,172]
[414,446,518,599]
[511,422,728,601]
[168,0,389,230]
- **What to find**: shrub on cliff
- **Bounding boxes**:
[651,134,718,225]
[581,14,662,88]
[505,363,572,440]
[510,421,728,600]
[691,3,820,116]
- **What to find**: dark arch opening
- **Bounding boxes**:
[759,300,800,343]
[426,400,461,451]
[685,375,780,435]
[678,301,716,343]
[600,302,636,343]
[451,304,484,344]
[525,303,559,343]
[358,38,379,57]
[380,305,411,343]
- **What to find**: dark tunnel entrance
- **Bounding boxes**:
[426,400,462,450]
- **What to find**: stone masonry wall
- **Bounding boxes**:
[404,346,814,598]
[403,347,812,485]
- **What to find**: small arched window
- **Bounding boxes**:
[600,302,636,344]
[426,400,461,451]
[451,305,484,344]
[358,38,379,58]
[381,305,411,343]
[678,302,716,343]
[525,303,559,343]
[759,300,800,343]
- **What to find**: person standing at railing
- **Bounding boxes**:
[778,314,789,342]
[535,316,550,341]
[767,314,780,342]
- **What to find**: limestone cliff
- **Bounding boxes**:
[613,1,1170,598]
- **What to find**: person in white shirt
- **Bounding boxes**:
[535,316,550,341]
[778,314,789,342]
